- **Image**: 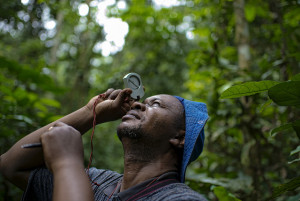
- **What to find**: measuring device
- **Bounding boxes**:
[123,73,145,100]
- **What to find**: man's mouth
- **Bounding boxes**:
[122,111,140,121]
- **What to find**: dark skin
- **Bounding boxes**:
[0,89,185,200]
[118,95,185,191]
[41,122,94,201]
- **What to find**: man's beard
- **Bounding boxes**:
[117,124,157,162]
[117,124,143,140]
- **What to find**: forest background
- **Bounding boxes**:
[0,0,299,200]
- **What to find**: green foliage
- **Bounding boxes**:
[268,81,300,106]
[220,74,300,198]
[291,74,300,81]
[0,55,64,200]
[245,3,256,22]
[268,176,300,200]
[222,75,300,141]
[1,0,300,200]
[220,81,280,99]
[271,120,300,139]
[290,145,300,156]
[212,186,241,201]
[0,56,62,145]
[270,123,294,137]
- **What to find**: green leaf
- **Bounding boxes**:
[292,120,300,139]
[0,56,64,94]
[271,120,300,138]
[268,81,300,106]
[284,7,300,27]
[259,99,273,112]
[40,98,61,108]
[241,140,255,167]
[288,158,300,164]
[212,186,241,201]
[270,123,293,137]
[270,176,300,199]
[220,81,280,99]
[286,193,300,201]
[245,4,256,22]
[291,73,300,81]
[7,115,34,125]
[290,145,300,156]
[47,115,64,122]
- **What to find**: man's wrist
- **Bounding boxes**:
[76,106,96,131]
[82,105,94,119]
[51,158,84,173]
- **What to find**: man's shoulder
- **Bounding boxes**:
[146,182,207,201]
[88,167,122,187]
[88,167,121,177]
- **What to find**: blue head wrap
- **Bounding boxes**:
[174,96,209,183]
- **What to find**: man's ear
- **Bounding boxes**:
[169,129,185,149]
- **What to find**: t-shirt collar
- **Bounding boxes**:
[103,172,178,201]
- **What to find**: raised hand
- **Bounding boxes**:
[85,88,133,124]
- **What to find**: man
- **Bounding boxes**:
[0,88,209,201]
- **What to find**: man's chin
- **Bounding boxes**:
[117,124,142,140]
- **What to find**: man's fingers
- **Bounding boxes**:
[44,122,73,137]
[108,89,122,100]
[46,122,66,132]
[42,123,80,142]
[104,88,115,98]
[52,121,67,128]
[115,89,132,105]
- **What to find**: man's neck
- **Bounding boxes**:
[120,153,178,191]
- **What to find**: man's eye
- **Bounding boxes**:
[152,102,160,106]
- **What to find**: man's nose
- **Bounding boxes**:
[131,101,146,111]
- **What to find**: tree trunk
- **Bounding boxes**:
[234,1,262,200]
[49,0,67,65]
[234,0,250,71]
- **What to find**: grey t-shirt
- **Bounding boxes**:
[22,167,207,201]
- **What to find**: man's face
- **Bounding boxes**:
[117,94,184,143]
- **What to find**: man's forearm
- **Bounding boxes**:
[0,106,94,190]
[52,162,94,201]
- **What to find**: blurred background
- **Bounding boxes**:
[0,0,299,200]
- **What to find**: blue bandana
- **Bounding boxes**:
[174,96,209,183]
